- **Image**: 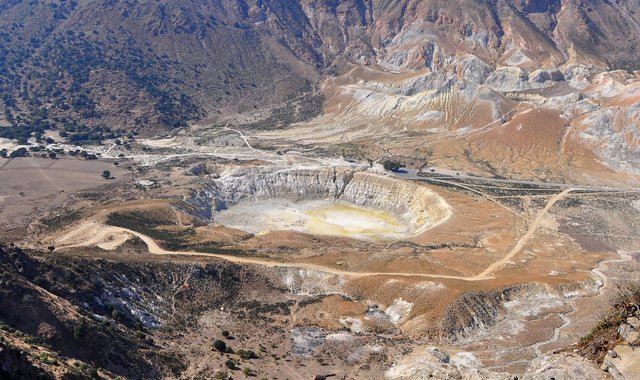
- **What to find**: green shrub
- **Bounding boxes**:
[382,159,401,172]
[212,339,226,353]
[237,349,258,360]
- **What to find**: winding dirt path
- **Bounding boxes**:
[91,226,478,281]
[471,188,574,280]
[56,189,574,282]
[591,250,635,290]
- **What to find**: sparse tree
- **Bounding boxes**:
[213,339,226,353]
[10,148,28,158]
[383,159,401,172]
[237,349,258,360]
[48,152,56,159]
[101,170,111,179]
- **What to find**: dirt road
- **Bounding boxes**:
[54,186,576,283]
[471,188,574,280]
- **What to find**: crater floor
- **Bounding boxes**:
[215,199,410,239]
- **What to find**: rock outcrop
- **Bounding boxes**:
[436,283,551,340]
[522,354,605,380]
[385,346,502,380]
[386,348,605,380]
[603,344,640,380]
[602,316,640,380]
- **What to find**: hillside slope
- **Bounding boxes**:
[1,0,639,140]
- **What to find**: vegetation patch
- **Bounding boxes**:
[41,210,84,232]
[577,284,640,363]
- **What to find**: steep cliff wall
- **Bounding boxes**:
[216,167,352,203]
[341,172,452,232]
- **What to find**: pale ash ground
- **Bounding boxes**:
[215,199,409,239]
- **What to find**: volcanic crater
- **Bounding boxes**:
[194,167,452,239]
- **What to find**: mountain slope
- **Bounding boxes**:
[0,0,639,140]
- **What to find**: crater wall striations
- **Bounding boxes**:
[189,167,452,237]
